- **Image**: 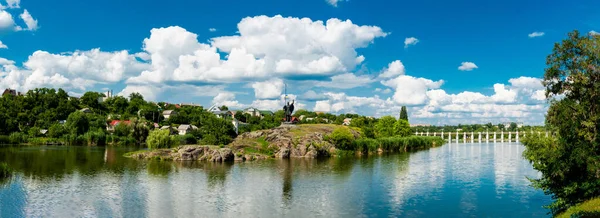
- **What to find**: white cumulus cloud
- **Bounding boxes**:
[382,75,444,106]
[458,62,478,71]
[404,37,419,48]
[209,28,217,32]
[128,15,387,84]
[0,40,7,49]
[378,60,405,78]
[252,78,284,99]
[0,9,15,30]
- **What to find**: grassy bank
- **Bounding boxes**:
[557,198,600,218]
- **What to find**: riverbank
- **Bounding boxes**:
[126,124,445,162]
[557,198,600,218]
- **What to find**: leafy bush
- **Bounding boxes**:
[329,127,356,150]
[178,134,197,145]
[0,135,9,145]
[147,130,179,149]
[28,127,42,138]
[114,122,132,137]
[48,123,67,138]
[84,129,107,146]
[9,132,28,144]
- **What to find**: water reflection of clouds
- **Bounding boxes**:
[0,144,552,217]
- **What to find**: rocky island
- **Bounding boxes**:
[126,124,442,163]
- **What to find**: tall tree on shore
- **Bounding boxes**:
[399,106,409,122]
[522,30,600,215]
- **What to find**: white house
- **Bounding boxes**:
[177,124,198,135]
[162,110,177,119]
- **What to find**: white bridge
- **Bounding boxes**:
[414,131,552,143]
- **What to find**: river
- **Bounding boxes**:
[0,142,551,217]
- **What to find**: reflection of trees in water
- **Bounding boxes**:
[0,146,144,180]
[147,160,173,177]
[177,161,233,189]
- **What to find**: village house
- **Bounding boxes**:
[177,124,198,135]
[243,107,273,118]
[162,110,177,119]
[106,120,131,132]
[207,105,233,119]
[243,107,261,117]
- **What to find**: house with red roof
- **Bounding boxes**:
[107,120,131,132]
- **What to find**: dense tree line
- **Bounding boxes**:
[0,88,236,146]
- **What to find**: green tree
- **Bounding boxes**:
[509,122,518,131]
[329,127,356,150]
[114,122,132,137]
[66,111,89,135]
[399,106,409,121]
[219,105,229,111]
[374,116,397,138]
[394,119,411,137]
[48,123,67,138]
[130,118,149,145]
[522,30,600,215]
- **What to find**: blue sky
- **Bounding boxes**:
[1,0,598,125]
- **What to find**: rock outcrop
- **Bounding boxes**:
[127,145,235,162]
[230,124,357,159]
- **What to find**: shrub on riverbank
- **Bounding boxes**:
[147,130,179,149]
[178,134,197,145]
[0,135,9,145]
[341,136,444,153]
[9,132,28,144]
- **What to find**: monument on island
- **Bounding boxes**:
[282,83,297,124]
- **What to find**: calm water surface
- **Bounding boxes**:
[0,142,551,217]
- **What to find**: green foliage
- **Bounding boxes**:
[374,116,397,138]
[9,132,28,144]
[399,106,409,121]
[114,122,132,137]
[329,127,356,150]
[48,123,67,138]
[521,30,600,215]
[84,128,107,146]
[66,111,89,135]
[178,134,198,145]
[28,127,42,138]
[130,118,150,145]
[348,136,444,153]
[147,130,179,149]
[0,135,9,145]
[394,119,412,137]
